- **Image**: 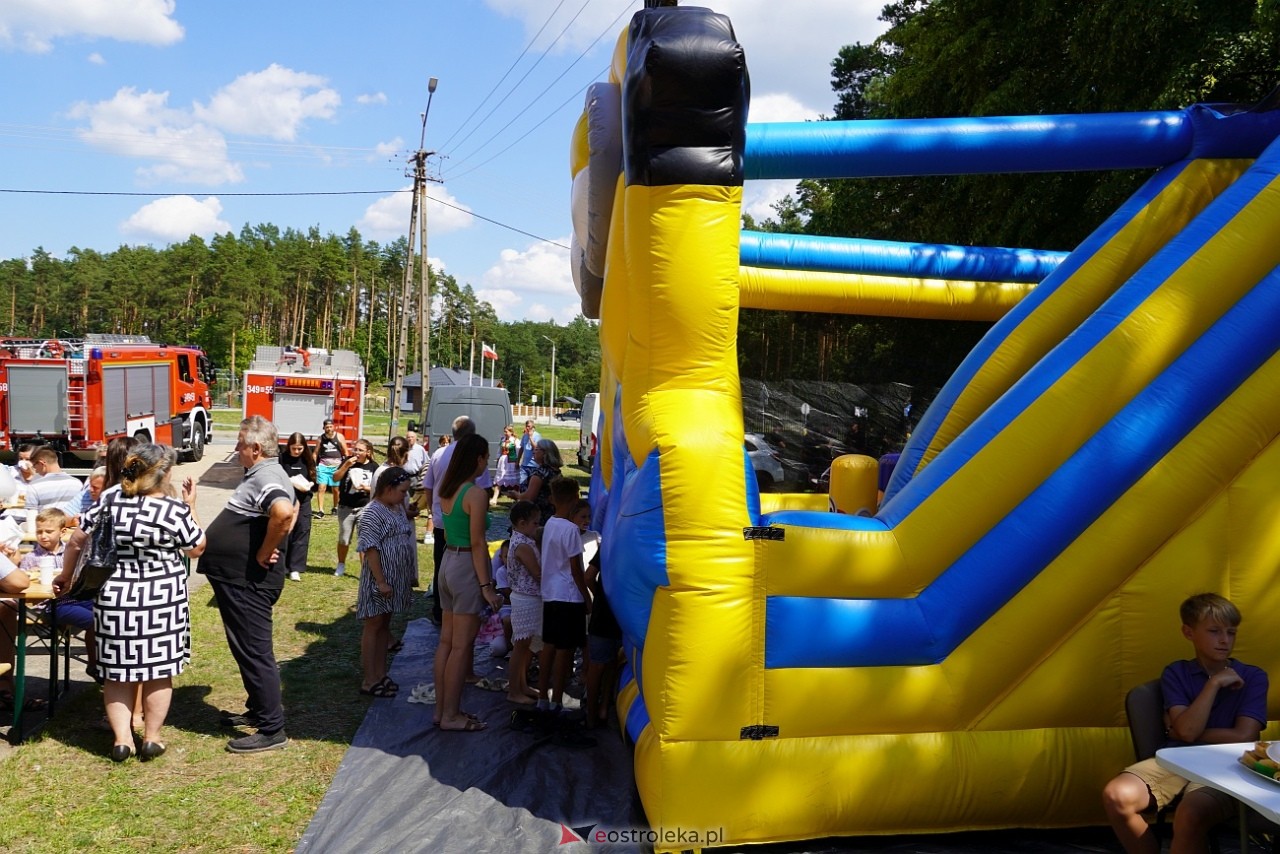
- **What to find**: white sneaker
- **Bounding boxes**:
[289,571,302,582]
[423,533,434,544]
[334,563,345,577]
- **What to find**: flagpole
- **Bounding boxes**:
[469,338,475,385]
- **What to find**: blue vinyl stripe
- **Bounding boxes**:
[880,147,1280,527]
[767,259,1280,668]
[883,160,1193,505]
[739,231,1066,283]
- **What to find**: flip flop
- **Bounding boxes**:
[439,717,487,732]
[359,676,399,698]
[473,677,508,692]
[387,639,405,654]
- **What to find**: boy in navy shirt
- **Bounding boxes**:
[1102,593,1268,854]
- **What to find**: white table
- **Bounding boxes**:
[1156,742,1280,851]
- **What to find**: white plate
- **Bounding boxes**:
[1245,762,1280,786]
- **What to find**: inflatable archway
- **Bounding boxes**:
[572,5,1280,849]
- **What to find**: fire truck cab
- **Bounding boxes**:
[242,346,364,446]
[0,334,215,464]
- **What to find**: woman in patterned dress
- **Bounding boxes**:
[356,466,418,697]
[59,443,206,762]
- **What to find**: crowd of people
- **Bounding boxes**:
[1,413,621,761]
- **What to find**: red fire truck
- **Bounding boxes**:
[0,335,215,463]
[241,346,364,444]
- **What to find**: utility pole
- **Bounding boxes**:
[390,77,438,442]
[542,334,556,423]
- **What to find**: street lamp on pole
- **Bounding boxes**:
[390,76,439,441]
[542,334,556,422]
[416,76,439,435]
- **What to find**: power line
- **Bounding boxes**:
[0,187,402,197]
[445,73,599,183]
[436,0,572,152]
[446,0,636,165]
[428,194,569,250]
[446,0,596,159]
[445,0,634,174]
[0,186,570,249]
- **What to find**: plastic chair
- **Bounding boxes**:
[1126,679,1225,853]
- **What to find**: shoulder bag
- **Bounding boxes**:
[66,493,120,602]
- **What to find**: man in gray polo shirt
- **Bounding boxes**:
[198,415,296,753]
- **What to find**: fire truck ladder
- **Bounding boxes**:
[334,379,361,435]
[66,359,90,441]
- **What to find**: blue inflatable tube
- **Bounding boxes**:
[740,231,1066,283]
[767,258,1280,668]
[745,105,1280,180]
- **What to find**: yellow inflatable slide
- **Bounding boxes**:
[573,5,1280,849]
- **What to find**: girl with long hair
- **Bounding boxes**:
[433,434,503,731]
[278,432,317,582]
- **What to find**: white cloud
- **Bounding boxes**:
[120,195,231,242]
[478,238,577,322]
[357,92,387,106]
[743,178,802,225]
[69,87,244,185]
[87,51,105,65]
[374,137,404,158]
[748,92,818,124]
[0,0,183,53]
[194,64,340,141]
[69,63,341,185]
[358,186,474,239]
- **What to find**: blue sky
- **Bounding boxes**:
[0,0,887,323]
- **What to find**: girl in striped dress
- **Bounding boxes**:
[356,466,418,698]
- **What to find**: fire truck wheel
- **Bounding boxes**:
[185,424,205,462]
[134,430,151,444]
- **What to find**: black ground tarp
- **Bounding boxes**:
[296,617,645,854]
[296,618,1254,853]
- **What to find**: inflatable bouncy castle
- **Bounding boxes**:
[571,4,1280,849]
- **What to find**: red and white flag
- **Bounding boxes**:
[482,342,498,361]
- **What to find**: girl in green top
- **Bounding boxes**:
[434,434,503,732]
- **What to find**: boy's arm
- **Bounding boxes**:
[570,554,589,613]
[1167,667,1254,744]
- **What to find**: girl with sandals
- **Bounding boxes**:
[356,467,418,698]
[433,434,504,731]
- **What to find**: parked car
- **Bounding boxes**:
[556,408,582,422]
[578,392,601,468]
[745,432,785,491]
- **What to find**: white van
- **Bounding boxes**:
[421,385,512,478]
[578,392,601,468]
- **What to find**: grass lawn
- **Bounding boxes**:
[0,519,430,853]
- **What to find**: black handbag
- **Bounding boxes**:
[67,494,119,602]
